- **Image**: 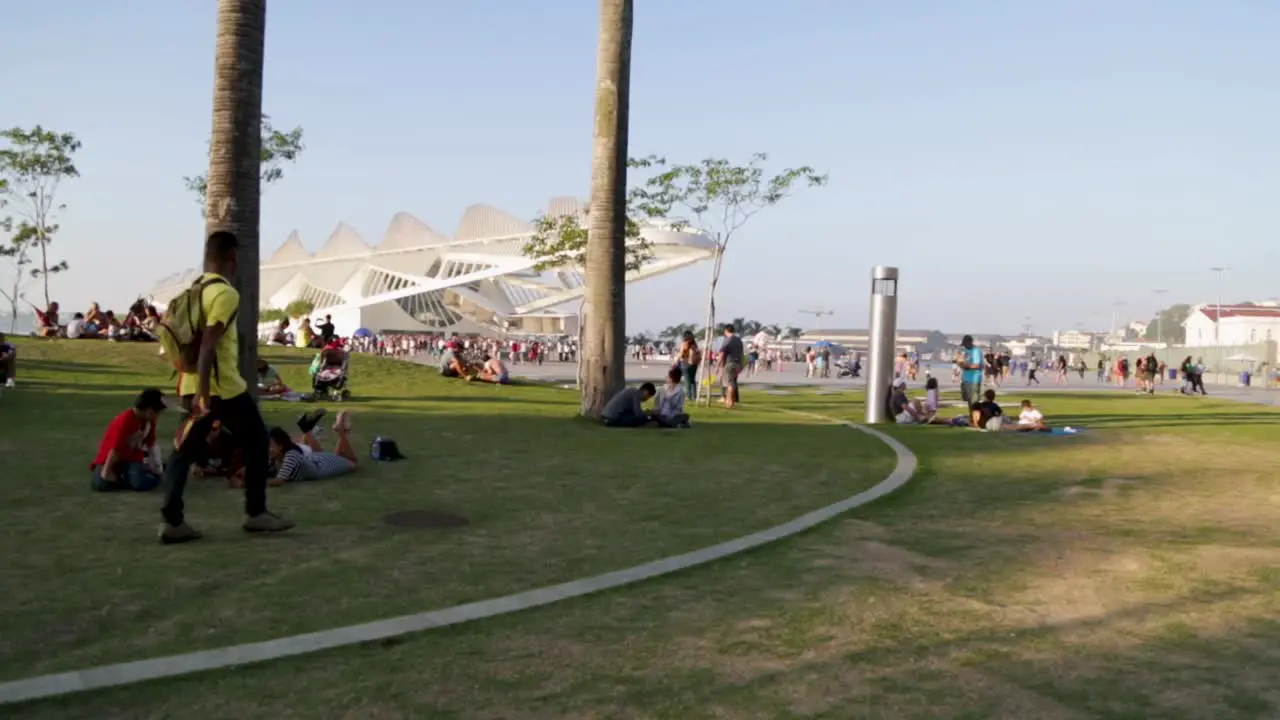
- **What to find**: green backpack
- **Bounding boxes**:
[157,275,237,374]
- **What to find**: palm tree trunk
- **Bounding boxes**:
[204,0,266,390]
[580,0,633,418]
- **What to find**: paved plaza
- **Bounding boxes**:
[416,356,1280,408]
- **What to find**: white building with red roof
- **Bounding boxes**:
[1183,303,1280,347]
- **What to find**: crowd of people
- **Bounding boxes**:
[31,299,164,342]
[948,340,1218,397]
[25,227,1261,547]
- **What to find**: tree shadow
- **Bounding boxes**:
[21,359,133,376]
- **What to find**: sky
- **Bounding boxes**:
[3,0,1278,336]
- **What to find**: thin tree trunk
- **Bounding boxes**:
[580,0,633,419]
[697,247,724,405]
[204,0,266,391]
[36,189,50,308]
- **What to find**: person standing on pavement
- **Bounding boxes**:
[717,324,745,409]
[959,334,984,406]
[159,231,296,544]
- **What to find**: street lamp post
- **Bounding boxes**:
[1210,266,1229,383]
[1111,301,1127,339]
[1153,289,1168,364]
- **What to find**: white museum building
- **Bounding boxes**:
[1182,303,1280,347]
[146,198,716,337]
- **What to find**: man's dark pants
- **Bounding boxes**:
[162,392,269,526]
[960,380,981,406]
[603,410,650,427]
[0,349,15,381]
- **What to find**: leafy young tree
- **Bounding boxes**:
[522,208,652,393]
[0,178,29,331]
[659,322,699,342]
[0,233,31,333]
[522,209,651,273]
[260,307,287,323]
[184,115,304,212]
[1144,303,1191,345]
[205,0,267,388]
[0,126,80,309]
[284,298,315,319]
[629,153,827,403]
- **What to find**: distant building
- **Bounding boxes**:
[1052,329,1095,349]
[1183,304,1280,347]
[798,328,933,353]
[144,198,715,337]
[1005,337,1051,356]
[1128,320,1149,337]
[943,333,1005,348]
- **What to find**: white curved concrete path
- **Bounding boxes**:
[0,409,917,706]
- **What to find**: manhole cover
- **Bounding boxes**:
[383,510,470,529]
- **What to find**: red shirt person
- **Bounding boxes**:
[91,388,167,492]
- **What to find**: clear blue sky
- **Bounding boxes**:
[4,0,1278,335]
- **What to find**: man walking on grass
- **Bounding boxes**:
[718,324,745,409]
[159,231,295,544]
[959,334,984,406]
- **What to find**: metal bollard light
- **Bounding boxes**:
[865,266,900,424]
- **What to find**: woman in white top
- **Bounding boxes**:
[1015,400,1051,432]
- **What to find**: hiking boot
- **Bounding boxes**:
[296,408,328,434]
[243,512,295,534]
[158,522,203,545]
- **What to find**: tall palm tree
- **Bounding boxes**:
[580,0,633,418]
[205,0,266,388]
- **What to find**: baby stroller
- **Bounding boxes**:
[310,349,351,401]
[835,358,860,378]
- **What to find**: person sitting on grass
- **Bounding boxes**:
[923,376,940,413]
[480,354,510,384]
[0,332,16,388]
[34,301,61,337]
[268,318,290,346]
[258,357,289,395]
[891,378,936,425]
[973,388,1004,431]
[255,357,312,402]
[191,421,244,485]
[267,410,359,486]
[654,366,692,428]
[65,312,99,340]
[90,388,168,492]
[439,341,472,379]
[1014,399,1052,432]
[601,382,658,427]
[84,302,106,333]
[967,390,1050,433]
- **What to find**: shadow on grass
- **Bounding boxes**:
[13,514,1278,719]
[21,359,135,376]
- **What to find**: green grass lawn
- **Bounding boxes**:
[7,349,1280,719]
[0,339,894,684]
